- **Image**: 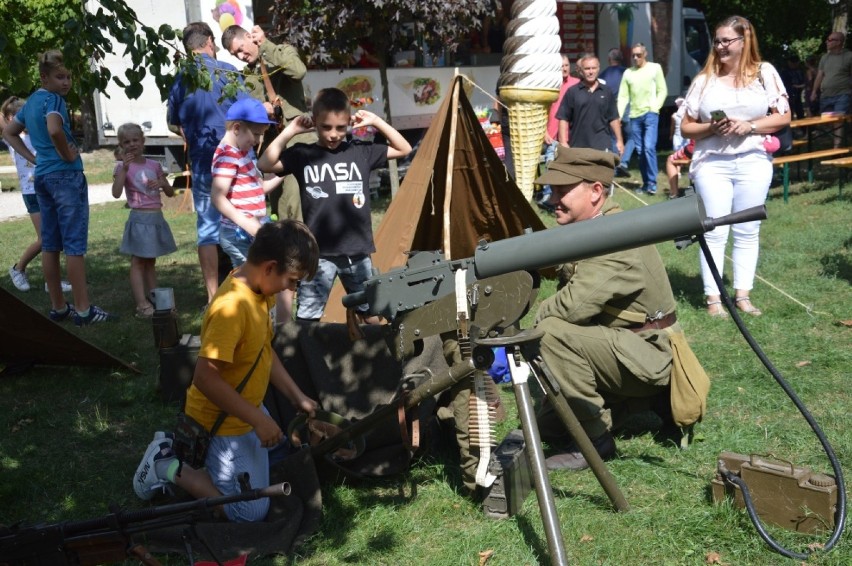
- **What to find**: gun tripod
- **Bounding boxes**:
[474,328,629,566]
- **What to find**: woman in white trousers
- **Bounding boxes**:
[681,15,790,318]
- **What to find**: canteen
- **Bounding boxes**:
[149,287,175,311]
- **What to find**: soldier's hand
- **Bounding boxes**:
[250,25,266,45]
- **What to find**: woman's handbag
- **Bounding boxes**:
[758,64,794,154]
[172,347,264,468]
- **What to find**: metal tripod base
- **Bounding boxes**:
[478,328,631,566]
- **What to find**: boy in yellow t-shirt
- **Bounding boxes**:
[133,220,319,522]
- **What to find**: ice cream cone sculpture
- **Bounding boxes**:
[497,0,563,201]
[499,86,558,201]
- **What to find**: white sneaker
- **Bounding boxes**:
[132,439,176,501]
[9,265,30,292]
[44,281,72,293]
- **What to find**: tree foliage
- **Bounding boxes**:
[268,0,492,68]
[0,0,184,102]
[697,0,836,62]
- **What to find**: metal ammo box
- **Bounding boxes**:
[482,429,533,519]
[157,334,201,405]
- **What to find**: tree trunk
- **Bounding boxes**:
[79,92,99,152]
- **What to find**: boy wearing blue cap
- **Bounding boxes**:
[212,97,283,269]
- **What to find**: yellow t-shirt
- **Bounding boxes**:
[184,273,275,436]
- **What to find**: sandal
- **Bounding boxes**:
[735,296,762,316]
[135,304,155,319]
[706,300,729,319]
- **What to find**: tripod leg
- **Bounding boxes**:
[507,355,569,566]
[525,352,630,512]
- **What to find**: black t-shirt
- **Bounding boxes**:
[280,141,387,256]
[556,81,619,151]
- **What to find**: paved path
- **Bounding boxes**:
[0,183,115,222]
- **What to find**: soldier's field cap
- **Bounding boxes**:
[535,147,621,187]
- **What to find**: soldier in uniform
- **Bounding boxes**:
[222,24,316,222]
[532,147,701,471]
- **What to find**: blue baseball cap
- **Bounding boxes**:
[225,97,277,125]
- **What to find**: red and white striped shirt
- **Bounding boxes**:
[211,143,266,227]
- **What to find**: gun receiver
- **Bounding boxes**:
[343,193,766,322]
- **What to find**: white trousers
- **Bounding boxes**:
[692,151,772,296]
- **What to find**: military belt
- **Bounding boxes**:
[629,312,677,333]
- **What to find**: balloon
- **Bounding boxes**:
[218,13,235,30]
[227,0,244,25]
[218,3,235,15]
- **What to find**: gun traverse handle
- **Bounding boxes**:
[704,205,767,230]
[342,290,366,309]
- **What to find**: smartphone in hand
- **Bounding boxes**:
[710,110,728,122]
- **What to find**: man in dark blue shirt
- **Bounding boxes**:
[599,48,632,176]
[556,55,623,154]
[168,22,247,304]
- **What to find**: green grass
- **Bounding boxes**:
[0,170,850,565]
[0,148,117,189]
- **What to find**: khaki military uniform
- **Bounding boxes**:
[248,40,317,221]
[535,200,679,441]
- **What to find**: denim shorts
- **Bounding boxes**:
[34,170,89,255]
[820,94,850,115]
[205,428,270,522]
[297,254,373,319]
[219,217,269,267]
[22,193,40,214]
[191,170,221,246]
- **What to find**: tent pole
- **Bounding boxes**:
[442,73,461,259]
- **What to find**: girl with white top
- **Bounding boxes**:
[681,15,790,318]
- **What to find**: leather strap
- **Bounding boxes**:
[209,346,264,437]
[258,58,279,106]
[629,312,677,333]
[396,394,420,451]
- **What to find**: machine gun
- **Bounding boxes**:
[344,192,763,357]
[0,480,291,565]
[334,192,766,566]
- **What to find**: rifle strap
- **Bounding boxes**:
[258,58,279,106]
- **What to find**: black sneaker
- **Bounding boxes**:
[615,166,631,178]
[73,305,116,327]
[48,303,76,322]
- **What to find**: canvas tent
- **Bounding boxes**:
[0,286,136,373]
[322,75,548,322]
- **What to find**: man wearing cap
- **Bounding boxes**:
[222,25,315,222]
[532,147,687,470]
[168,22,247,304]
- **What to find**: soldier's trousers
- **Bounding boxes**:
[535,318,671,441]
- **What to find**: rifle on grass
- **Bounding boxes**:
[0,480,291,565]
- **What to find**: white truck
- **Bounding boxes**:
[90,0,709,166]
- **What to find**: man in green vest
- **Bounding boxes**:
[532,147,703,470]
[222,24,316,222]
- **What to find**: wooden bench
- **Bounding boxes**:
[820,155,852,196]
[773,148,849,202]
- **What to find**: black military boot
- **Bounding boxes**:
[544,432,616,471]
